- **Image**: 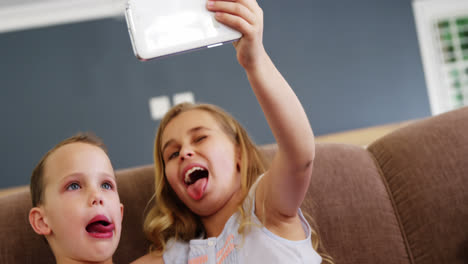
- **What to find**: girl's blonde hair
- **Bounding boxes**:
[143,102,334,264]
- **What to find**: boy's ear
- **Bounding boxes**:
[120,203,124,219]
[29,207,51,235]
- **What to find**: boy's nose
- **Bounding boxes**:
[92,197,104,206]
[89,191,104,206]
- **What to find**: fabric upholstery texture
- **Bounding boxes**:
[0,107,466,264]
[305,143,410,264]
[368,107,468,264]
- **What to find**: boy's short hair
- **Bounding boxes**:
[30,132,108,207]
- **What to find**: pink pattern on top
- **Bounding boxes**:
[216,234,235,264]
[188,234,236,264]
[188,254,208,264]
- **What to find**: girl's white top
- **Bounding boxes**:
[163,174,322,264]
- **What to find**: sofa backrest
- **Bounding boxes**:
[0,107,466,264]
[367,106,468,264]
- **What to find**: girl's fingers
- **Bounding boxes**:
[208,0,259,12]
[207,0,258,26]
[214,11,253,35]
[222,0,261,15]
[210,0,264,69]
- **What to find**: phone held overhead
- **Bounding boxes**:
[125,0,242,61]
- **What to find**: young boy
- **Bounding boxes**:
[28,133,124,264]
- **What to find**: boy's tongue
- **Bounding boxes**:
[86,222,115,233]
[187,177,208,200]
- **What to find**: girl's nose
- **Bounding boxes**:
[180,146,194,161]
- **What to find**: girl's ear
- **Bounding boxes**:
[29,207,51,235]
[236,146,242,172]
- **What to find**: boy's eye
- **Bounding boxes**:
[66,183,81,191]
[101,182,113,190]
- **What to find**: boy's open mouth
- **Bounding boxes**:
[86,215,115,238]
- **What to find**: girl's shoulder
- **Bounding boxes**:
[161,238,191,263]
[130,252,164,264]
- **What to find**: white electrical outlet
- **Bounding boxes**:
[173,92,195,105]
[149,96,170,120]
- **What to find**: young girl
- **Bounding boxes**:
[133,0,332,263]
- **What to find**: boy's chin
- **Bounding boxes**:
[78,253,114,264]
[87,243,119,261]
[50,230,120,263]
[74,240,118,263]
[56,254,114,264]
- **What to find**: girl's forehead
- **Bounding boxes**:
[161,110,223,144]
[164,110,219,133]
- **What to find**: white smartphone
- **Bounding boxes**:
[125,0,242,61]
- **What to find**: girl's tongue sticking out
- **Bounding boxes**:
[184,167,209,200]
[187,177,208,200]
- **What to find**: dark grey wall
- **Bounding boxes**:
[0,0,429,189]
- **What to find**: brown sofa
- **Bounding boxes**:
[1,107,467,264]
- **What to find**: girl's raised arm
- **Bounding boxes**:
[207,0,315,225]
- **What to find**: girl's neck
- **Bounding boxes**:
[201,188,244,238]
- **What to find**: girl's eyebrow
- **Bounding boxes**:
[161,126,211,153]
[161,139,175,154]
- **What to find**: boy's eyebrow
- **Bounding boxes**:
[161,126,210,153]
[60,172,83,182]
[56,173,83,188]
[59,172,116,185]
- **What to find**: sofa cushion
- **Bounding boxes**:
[368,106,468,264]
[0,190,54,264]
[304,143,410,264]
[114,165,154,263]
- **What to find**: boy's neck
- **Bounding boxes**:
[201,189,244,238]
[56,256,113,264]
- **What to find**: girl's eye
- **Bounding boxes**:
[66,183,80,191]
[168,151,179,160]
[101,182,113,190]
[195,136,206,143]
